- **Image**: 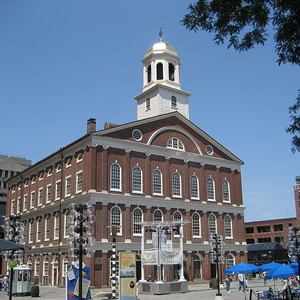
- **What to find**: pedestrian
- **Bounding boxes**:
[225,275,232,292]
[238,273,245,292]
[0,276,2,291]
[2,275,8,292]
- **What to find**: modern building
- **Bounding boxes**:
[0,155,31,226]
[244,176,300,246]
[3,37,248,288]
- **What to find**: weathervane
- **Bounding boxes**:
[159,24,163,41]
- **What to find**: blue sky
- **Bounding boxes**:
[1,0,299,222]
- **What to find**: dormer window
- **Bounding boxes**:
[157,63,163,80]
[66,158,72,168]
[147,65,152,83]
[169,63,175,81]
[167,137,184,151]
[171,96,177,108]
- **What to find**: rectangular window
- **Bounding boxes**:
[275,236,284,243]
[54,214,60,239]
[45,217,50,241]
[23,194,28,211]
[30,192,35,208]
[11,199,15,215]
[38,188,43,206]
[37,219,41,242]
[246,239,255,244]
[273,224,283,232]
[64,213,70,237]
[245,227,254,234]
[46,184,52,203]
[65,176,71,197]
[258,237,272,243]
[257,226,271,233]
[55,180,61,200]
[76,171,82,193]
[29,222,33,243]
[17,197,21,213]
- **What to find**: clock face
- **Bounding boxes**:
[132,129,142,141]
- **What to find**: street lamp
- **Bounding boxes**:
[67,203,96,300]
[210,234,224,300]
[2,214,24,300]
[287,226,300,277]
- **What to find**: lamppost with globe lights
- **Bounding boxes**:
[2,214,24,300]
[287,226,300,277]
[67,202,96,300]
[210,234,224,300]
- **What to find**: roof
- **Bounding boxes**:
[247,242,285,252]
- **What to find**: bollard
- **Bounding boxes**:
[31,285,40,297]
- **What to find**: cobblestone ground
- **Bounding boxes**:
[0,278,284,300]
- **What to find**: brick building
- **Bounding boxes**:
[3,37,247,287]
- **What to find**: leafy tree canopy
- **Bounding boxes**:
[181,0,300,152]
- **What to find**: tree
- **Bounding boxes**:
[181,0,300,152]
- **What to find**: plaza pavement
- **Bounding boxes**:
[1,277,284,300]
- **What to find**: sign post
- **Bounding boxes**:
[120,252,136,300]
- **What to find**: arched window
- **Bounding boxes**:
[157,63,163,80]
[147,65,152,83]
[173,211,182,222]
[207,177,215,201]
[172,172,182,197]
[153,209,163,222]
[208,213,217,235]
[132,166,142,193]
[224,215,233,238]
[111,206,122,235]
[133,208,143,235]
[110,163,121,191]
[171,96,177,108]
[43,258,49,277]
[153,169,162,195]
[35,258,40,277]
[167,137,184,151]
[222,179,230,202]
[169,63,175,81]
[191,175,199,199]
[192,212,201,237]
[226,254,235,269]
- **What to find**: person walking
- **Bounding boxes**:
[225,275,232,292]
[2,275,8,292]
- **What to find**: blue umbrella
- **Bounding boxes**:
[259,262,282,272]
[265,264,298,279]
[225,263,260,275]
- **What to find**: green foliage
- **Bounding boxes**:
[182,0,300,152]
[286,90,300,153]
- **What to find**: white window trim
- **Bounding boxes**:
[208,213,217,235]
[11,199,15,215]
[222,179,231,203]
[76,153,83,163]
[224,215,233,239]
[133,207,143,236]
[46,184,52,203]
[153,169,163,196]
[38,188,43,206]
[55,180,61,201]
[45,217,50,241]
[36,219,41,242]
[172,172,182,198]
[153,209,163,222]
[17,197,21,213]
[66,158,72,168]
[23,194,28,212]
[47,168,52,177]
[110,163,122,192]
[132,166,143,194]
[65,176,72,197]
[110,206,122,236]
[191,175,200,200]
[30,191,35,209]
[64,213,69,238]
[29,222,33,243]
[192,212,202,238]
[56,164,62,173]
[54,214,60,240]
[207,177,216,202]
[173,211,182,237]
[76,171,83,194]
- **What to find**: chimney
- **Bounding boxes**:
[87,118,96,134]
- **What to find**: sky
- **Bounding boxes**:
[0,0,299,222]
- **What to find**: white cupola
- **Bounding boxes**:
[134,29,191,120]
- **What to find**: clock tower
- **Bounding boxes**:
[135,31,191,120]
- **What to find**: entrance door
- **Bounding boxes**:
[211,263,217,278]
[52,259,58,286]
[193,255,201,279]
